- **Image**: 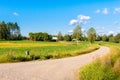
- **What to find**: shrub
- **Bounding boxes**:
[44,54,53,59]
[30,54,40,60]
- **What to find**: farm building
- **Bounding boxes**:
[52,37,58,41]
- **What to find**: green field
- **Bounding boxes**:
[79,42,120,80]
[0,41,99,63]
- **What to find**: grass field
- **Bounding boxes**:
[0,41,99,63]
[79,42,120,80]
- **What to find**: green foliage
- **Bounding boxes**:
[72,25,82,40]
[57,31,63,41]
[0,21,21,40]
[96,35,102,41]
[87,27,96,43]
[64,34,72,41]
[109,37,115,42]
[0,41,99,63]
[29,32,52,41]
[102,34,108,41]
[80,61,117,80]
[114,33,120,43]
[79,42,120,80]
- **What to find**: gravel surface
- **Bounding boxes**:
[0,46,109,80]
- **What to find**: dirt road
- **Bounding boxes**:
[0,46,109,80]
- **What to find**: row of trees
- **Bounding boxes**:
[0,20,119,43]
[57,25,96,43]
[0,21,21,40]
[57,25,120,43]
[29,32,52,41]
[29,24,120,43]
[96,34,120,43]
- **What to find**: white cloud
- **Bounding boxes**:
[114,8,120,13]
[108,31,114,35]
[102,8,108,14]
[69,15,91,25]
[69,19,78,25]
[13,12,19,16]
[68,30,73,33]
[81,28,85,32]
[95,8,109,14]
[78,15,91,21]
[95,9,101,13]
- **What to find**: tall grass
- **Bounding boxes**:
[79,42,120,80]
[0,41,99,63]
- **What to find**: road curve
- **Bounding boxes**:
[0,46,109,80]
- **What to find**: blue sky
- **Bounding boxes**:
[0,0,120,36]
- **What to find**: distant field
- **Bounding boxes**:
[0,41,99,63]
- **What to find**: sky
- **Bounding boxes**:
[0,0,120,36]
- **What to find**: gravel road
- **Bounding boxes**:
[0,46,109,80]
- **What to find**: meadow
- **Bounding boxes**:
[0,41,99,63]
[79,42,120,80]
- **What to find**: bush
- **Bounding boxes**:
[15,56,30,61]
[30,54,40,60]
[44,54,53,59]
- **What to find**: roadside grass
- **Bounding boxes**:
[79,42,120,80]
[0,41,99,63]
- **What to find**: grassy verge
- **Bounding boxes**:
[0,41,99,63]
[79,42,120,80]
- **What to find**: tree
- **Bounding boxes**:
[57,31,63,41]
[114,33,120,43]
[72,25,82,40]
[43,32,49,41]
[0,21,23,40]
[13,22,20,36]
[0,21,11,40]
[87,27,96,43]
[109,37,115,42]
[108,34,115,42]
[64,34,72,41]
[96,35,102,41]
[7,22,20,40]
[102,34,108,41]
[29,32,52,41]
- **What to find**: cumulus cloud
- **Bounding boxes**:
[13,12,19,16]
[81,28,85,32]
[69,15,91,25]
[102,8,108,14]
[78,15,91,22]
[69,19,78,25]
[114,8,120,13]
[108,31,114,35]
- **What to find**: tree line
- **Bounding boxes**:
[0,21,20,40]
[0,21,23,40]
[29,32,52,41]
[57,25,96,43]
[1,21,119,43]
[57,25,120,43]
[28,25,120,43]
